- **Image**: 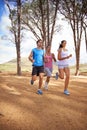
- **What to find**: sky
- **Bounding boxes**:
[0,0,87,65]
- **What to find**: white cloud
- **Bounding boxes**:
[21,31,37,57]
[0,39,16,64]
[0,6,10,34]
[0,8,87,65]
[0,16,10,32]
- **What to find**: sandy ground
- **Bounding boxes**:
[0,72,87,130]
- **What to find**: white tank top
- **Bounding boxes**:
[58,49,69,65]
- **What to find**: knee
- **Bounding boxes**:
[66,75,70,79]
[39,75,43,80]
[32,76,36,81]
[60,75,64,79]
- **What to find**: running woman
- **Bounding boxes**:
[57,40,72,95]
[44,45,56,90]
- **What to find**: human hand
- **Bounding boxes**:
[31,59,35,63]
[69,54,72,57]
[67,54,72,59]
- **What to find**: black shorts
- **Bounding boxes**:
[32,66,44,76]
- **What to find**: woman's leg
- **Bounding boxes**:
[58,68,64,79]
[44,68,52,89]
[64,67,70,90]
[46,76,50,83]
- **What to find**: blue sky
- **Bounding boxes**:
[0,0,36,64]
[0,0,5,31]
[0,0,87,65]
[0,0,5,18]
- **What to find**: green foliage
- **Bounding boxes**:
[21,0,60,46]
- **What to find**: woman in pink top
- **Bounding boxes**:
[44,45,56,90]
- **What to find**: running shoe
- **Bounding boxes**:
[55,72,58,80]
[30,80,34,85]
[64,90,70,95]
[37,89,43,95]
[44,86,48,90]
[44,82,48,90]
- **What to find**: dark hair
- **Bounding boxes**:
[46,45,51,48]
[59,40,66,49]
[36,39,42,44]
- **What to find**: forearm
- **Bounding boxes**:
[28,56,34,62]
[52,53,56,62]
[54,57,56,62]
[58,55,71,60]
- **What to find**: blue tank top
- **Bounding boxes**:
[32,48,44,66]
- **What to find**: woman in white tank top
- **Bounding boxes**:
[58,49,69,67]
[56,40,72,95]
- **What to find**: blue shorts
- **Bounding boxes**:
[44,67,52,77]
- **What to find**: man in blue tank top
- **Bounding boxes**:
[28,39,44,95]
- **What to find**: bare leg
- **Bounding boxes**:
[30,75,37,85]
[38,73,44,89]
[46,76,50,84]
[58,68,64,79]
[64,67,70,90]
[32,75,37,81]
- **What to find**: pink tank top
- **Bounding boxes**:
[44,54,53,68]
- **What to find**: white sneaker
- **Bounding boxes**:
[44,82,48,90]
[64,90,70,95]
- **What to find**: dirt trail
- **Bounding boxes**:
[0,72,87,130]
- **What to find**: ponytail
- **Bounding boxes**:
[59,43,63,49]
[59,40,66,49]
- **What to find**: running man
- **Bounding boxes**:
[28,39,44,95]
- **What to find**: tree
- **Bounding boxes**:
[81,0,87,51]
[83,21,87,51]
[58,0,86,75]
[21,0,60,48]
[17,0,21,75]
[5,0,22,75]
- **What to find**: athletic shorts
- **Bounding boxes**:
[44,67,52,77]
[32,66,44,76]
[58,64,69,69]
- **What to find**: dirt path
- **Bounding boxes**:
[0,72,87,130]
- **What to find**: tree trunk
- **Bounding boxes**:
[39,0,46,48]
[50,0,59,46]
[73,30,81,76]
[17,0,21,75]
[75,47,80,75]
[47,0,50,45]
[84,26,87,51]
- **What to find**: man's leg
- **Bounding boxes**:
[37,73,44,94]
[37,66,44,94]
[38,73,44,89]
[31,66,37,85]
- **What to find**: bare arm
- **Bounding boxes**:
[28,51,34,63]
[58,49,72,60]
[52,53,56,62]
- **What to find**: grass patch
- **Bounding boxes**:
[0,57,87,75]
